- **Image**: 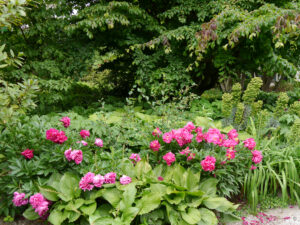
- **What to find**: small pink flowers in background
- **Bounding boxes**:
[226,149,236,160]
[162,132,173,143]
[21,149,34,159]
[227,129,238,140]
[129,153,141,163]
[120,175,132,185]
[104,172,116,184]
[251,150,263,164]
[95,138,103,147]
[79,172,95,191]
[29,193,50,217]
[152,127,162,137]
[179,147,190,156]
[150,140,160,151]
[46,128,68,144]
[201,156,216,171]
[158,176,164,181]
[80,130,90,139]
[77,140,88,146]
[163,152,176,166]
[243,138,256,150]
[184,121,195,132]
[187,153,195,161]
[12,192,28,207]
[64,148,83,164]
[250,165,257,170]
[60,116,70,128]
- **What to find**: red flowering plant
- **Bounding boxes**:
[145,122,263,197]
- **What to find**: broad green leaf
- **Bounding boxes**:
[135,160,152,179]
[68,211,81,222]
[172,164,186,187]
[39,185,59,201]
[59,172,81,201]
[199,178,218,196]
[222,213,241,223]
[121,207,139,224]
[80,202,97,215]
[65,198,84,211]
[136,192,161,215]
[48,209,64,225]
[203,197,237,212]
[89,204,112,224]
[181,207,201,224]
[47,173,62,190]
[198,208,218,225]
[93,217,114,225]
[164,192,185,205]
[186,169,200,191]
[102,188,121,207]
[120,160,136,177]
[23,207,39,220]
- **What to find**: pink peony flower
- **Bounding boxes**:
[227,129,238,140]
[150,140,160,152]
[243,138,256,150]
[201,156,216,171]
[12,192,28,207]
[120,175,132,185]
[21,149,34,159]
[250,165,257,170]
[129,153,141,163]
[222,139,238,149]
[204,128,223,146]
[251,150,263,164]
[95,138,103,147]
[29,193,50,217]
[35,201,49,217]
[179,147,190,156]
[162,132,173,143]
[158,176,164,181]
[70,150,83,164]
[196,129,204,143]
[60,117,70,128]
[195,127,203,133]
[46,128,68,144]
[187,153,196,161]
[80,130,90,139]
[172,128,193,147]
[79,172,95,191]
[29,193,45,209]
[226,149,236,160]
[77,140,88,146]
[104,172,116,184]
[184,122,195,132]
[163,152,176,166]
[64,148,72,161]
[152,128,162,137]
[93,175,105,188]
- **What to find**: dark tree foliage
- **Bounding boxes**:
[1,0,299,111]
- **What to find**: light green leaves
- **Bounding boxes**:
[181,207,201,224]
[23,207,39,220]
[58,172,81,201]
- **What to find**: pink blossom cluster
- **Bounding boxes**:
[129,153,141,163]
[251,150,263,164]
[80,130,90,139]
[243,138,256,150]
[64,148,83,164]
[163,152,176,166]
[60,116,70,128]
[204,128,225,146]
[201,156,216,171]
[150,140,160,151]
[95,138,103,147]
[179,147,195,161]
[79,172,131,191]
[21,149,34,159]
[152,127,162,137]
[46,128,68,144]
[12,192,28,207]
[77,140,88,146]
[29,193,50,217]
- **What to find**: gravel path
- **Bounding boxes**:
[228,206,300,225]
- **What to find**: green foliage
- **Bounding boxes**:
[274,92,289,117]
[231,83,242,107]
[234,103,245,126]
[222,93,233,118]
[242,78,263,105]
[289,101,300,117]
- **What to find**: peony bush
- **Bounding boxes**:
[6,116,264,224]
